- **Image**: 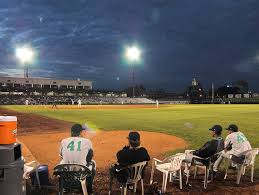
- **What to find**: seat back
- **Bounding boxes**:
[125,161,148,184]
[244,148,259,166]
[216,138,225,153]
[53,164,91,189]
[162,153,186,172]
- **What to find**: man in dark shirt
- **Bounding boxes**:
[109,131,150,192]
[193,125,224,158]
[184,125,224,173]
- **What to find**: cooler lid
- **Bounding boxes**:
[0,116,17,122]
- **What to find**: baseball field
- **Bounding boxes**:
[1,104,259,194]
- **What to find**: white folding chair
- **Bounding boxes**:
[224,148,259,184]
[119,161,148,195]
[150,153,185,193]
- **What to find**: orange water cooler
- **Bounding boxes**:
[0,116,17,144]
[0,116,25,195]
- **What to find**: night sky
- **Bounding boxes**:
[0,0,259,92]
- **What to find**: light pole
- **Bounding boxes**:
[212,82,214,104]
[15,46,35,78]
[125,46,141,98]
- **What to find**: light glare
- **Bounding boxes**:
[126,46,141,62]
[15,46,34,64]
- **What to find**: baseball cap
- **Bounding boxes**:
[209,125,222,134]
[226,124,238,132]
[127,131,140,141]
[71,124,86,136]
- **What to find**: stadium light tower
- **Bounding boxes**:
[15,46,35,78]
[125,46,141,98]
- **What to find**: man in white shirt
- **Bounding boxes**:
[60,124,95,194]
[213,124,251,172]
[77,99,82,108]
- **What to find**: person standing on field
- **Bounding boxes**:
[156,100,159,108]
[78,98,82,108]
[25,99,29,106]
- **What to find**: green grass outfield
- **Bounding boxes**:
[3,104,259,170]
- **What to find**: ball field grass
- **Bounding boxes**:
[3,104,259,171]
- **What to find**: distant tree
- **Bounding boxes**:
[186,85,204,103]
[216,86,241,98]
[233,80,248,93]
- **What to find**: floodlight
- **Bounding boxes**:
[15,46,34,64]
[125,46,141,62]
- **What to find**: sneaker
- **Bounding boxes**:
[127,185,134,191]
[184,169,191,177]
[229,163,237,170]
[170,172,179,181]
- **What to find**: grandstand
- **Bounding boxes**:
[0,76,156,105]
[0,76,92,91]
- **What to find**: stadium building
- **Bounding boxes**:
[0,77,92,90]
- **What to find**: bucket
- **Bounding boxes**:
[0,116,17,145]
[30,165,49,186]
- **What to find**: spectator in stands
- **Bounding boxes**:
[184,125,224,174]
[59,124,95,194]
[213,124,251,173]
[109,131,150,192]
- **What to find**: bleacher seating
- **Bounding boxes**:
[0,95,155,105]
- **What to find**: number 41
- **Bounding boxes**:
[67,141,82,151]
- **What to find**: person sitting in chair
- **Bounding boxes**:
[184,125,224,174]
[109,131,150,192]
[59,124,95,194]
[213,124,251,174]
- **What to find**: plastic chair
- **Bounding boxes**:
[113,161,148,195]
[224,148,259,184]
[53,164,92,195]
[191,156,213,189]
[150,153,185,193]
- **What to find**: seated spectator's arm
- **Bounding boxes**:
[86,149,93,162]
[193,141,212,158]
[116,146,129,167]
[144,148,150,161]
[224,136,232,151]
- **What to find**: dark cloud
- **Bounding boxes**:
[0,0,259,91]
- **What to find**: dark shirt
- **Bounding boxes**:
[193,137,224,158]
[117,146,150,167]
